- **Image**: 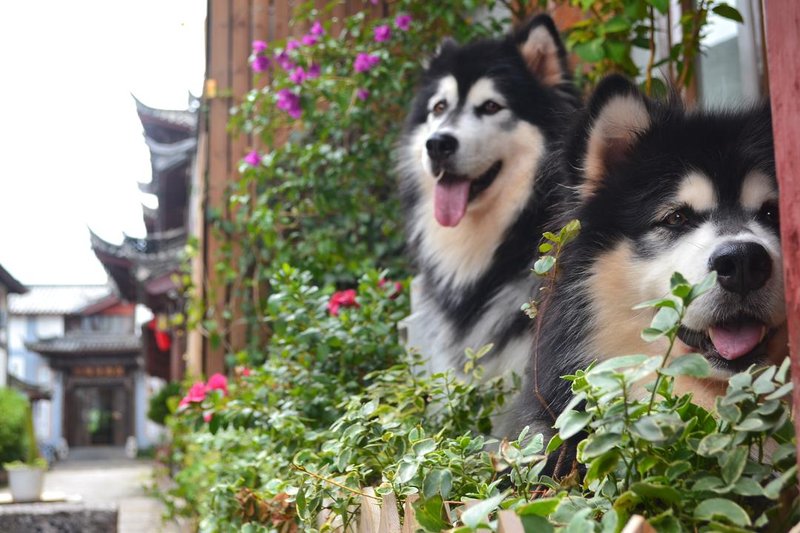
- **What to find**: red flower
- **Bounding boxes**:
[242,367,251,377]
[327,289,359,316]
[207,373,229,395]
[183,381,207,405]
[379,278,403,299]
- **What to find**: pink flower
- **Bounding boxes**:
[356,88,370,101]
[310,21,324,36]
[327,289,359,316]
[370,0,378,4]
[252,40,268,54]
[242,367,251,377]
[286,39,300,51]
[289,66,306,84]
[275,51,295,71]
[244,150,261,167]
[395,14,412,31]
[178,397,190,409]
[203,412,213,423]
[379,278,403,298]
[207,373,229,395]
[186,382,207,403]
[354,53,380,73]
[307,63,321,79]
[276,89,302,119]
[374,25,391,42]
[301,34,318,46]
[252,55,271,72]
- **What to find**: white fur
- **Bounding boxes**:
[740,171,777,210]
[675,172,717,212]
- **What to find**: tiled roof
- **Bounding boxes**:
[0,263,26,294]
[8,285,112,315]
[25,333,141,355]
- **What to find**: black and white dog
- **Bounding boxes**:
[396,15,579,386]
[508,75,786,438]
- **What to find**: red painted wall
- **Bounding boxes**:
[764,0,800,478]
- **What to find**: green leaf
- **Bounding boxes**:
[556,410,592,440]
[733,417,771,432]
[712,4,744,22]
[591,354,649,372]
[721,446,748,485]
[661,353,710,377]
[765,381,793,400]
[688,271,718,302]
[573,38,605,62]
[414,495,450,531]
[602,16,631,33]
[764,465,797,499]
[538,242,553,253]
[697,433,732,457]
[649,511,681,533]
[516,495,564,517]
[630,482,681,504]
[646,0,669,14]
[413,438,436,457]
[534,255,556,275]
[732,477,764,497]
[546,433,563,454]
[520,515,555,533]
[651,306,680,333]
[581,432,622,459]
[423,469,453,500]
[693,476,724,491]
[460,493,505,529]
[396,460,419,483]
[693,498,751,527]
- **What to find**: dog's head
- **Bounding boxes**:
[399,14,577,228]
[570,75,784,378]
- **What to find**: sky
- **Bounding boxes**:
[0,1,206,286]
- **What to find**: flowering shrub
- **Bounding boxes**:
[197,0,508,359]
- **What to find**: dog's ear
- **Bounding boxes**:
[515,14,569,86]
[422,37,458,69]
[580,75,651,198]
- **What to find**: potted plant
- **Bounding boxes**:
[3,400,46,502]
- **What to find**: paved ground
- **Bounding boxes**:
[2,447,188,532]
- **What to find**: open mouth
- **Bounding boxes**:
[677,314,773,373]
[433,161,503,227]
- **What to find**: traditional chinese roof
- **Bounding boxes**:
[0,263,27,294]
[89,229,186,310]
[25,333,141,356]
[8,285,112,315]
[8,374,51,401]
[133,94,199,142]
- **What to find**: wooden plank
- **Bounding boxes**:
[497,510,525,533]
[274,0,289,41]
[401,494,419,533]
[204,0,233,376]
[763,0,800,485]
[378,491,401,532]
[621,515,656,533]
[359,487,381,533]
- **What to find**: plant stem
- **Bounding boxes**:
[648,332,678,414]
[645,5,656,96]
[292,463,382,501]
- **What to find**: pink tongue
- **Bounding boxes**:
[434,180,471,227]
[709,323,765,360]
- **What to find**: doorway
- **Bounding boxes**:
[66,384,130,447]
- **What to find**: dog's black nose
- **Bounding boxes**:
[709,241,772,295]
[426,133,458,161]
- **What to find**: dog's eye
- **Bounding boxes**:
[432,100,447,116]
[662,208,693,228]
[479,100,503,115]
[757,201,779,226]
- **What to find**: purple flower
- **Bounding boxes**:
[354,52,380,73]
[310,21,324,36]
[356,88,370,101]
[275,51,295,71]
[276,89,302,119]
[307,63,321,79]
[252,55,271,72]
[370,0,378,4]
[286,39,300,51]
[395,14,412,31]
[244,150,261,166]
[301,34,318,46]
[252,40,268,54]
[374,25,391,42]
[289,66,306,84]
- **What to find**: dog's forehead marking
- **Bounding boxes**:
[740,171,777,210]
[466,78,506,107]
[429,75,457,109]
[676,172,716,212]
